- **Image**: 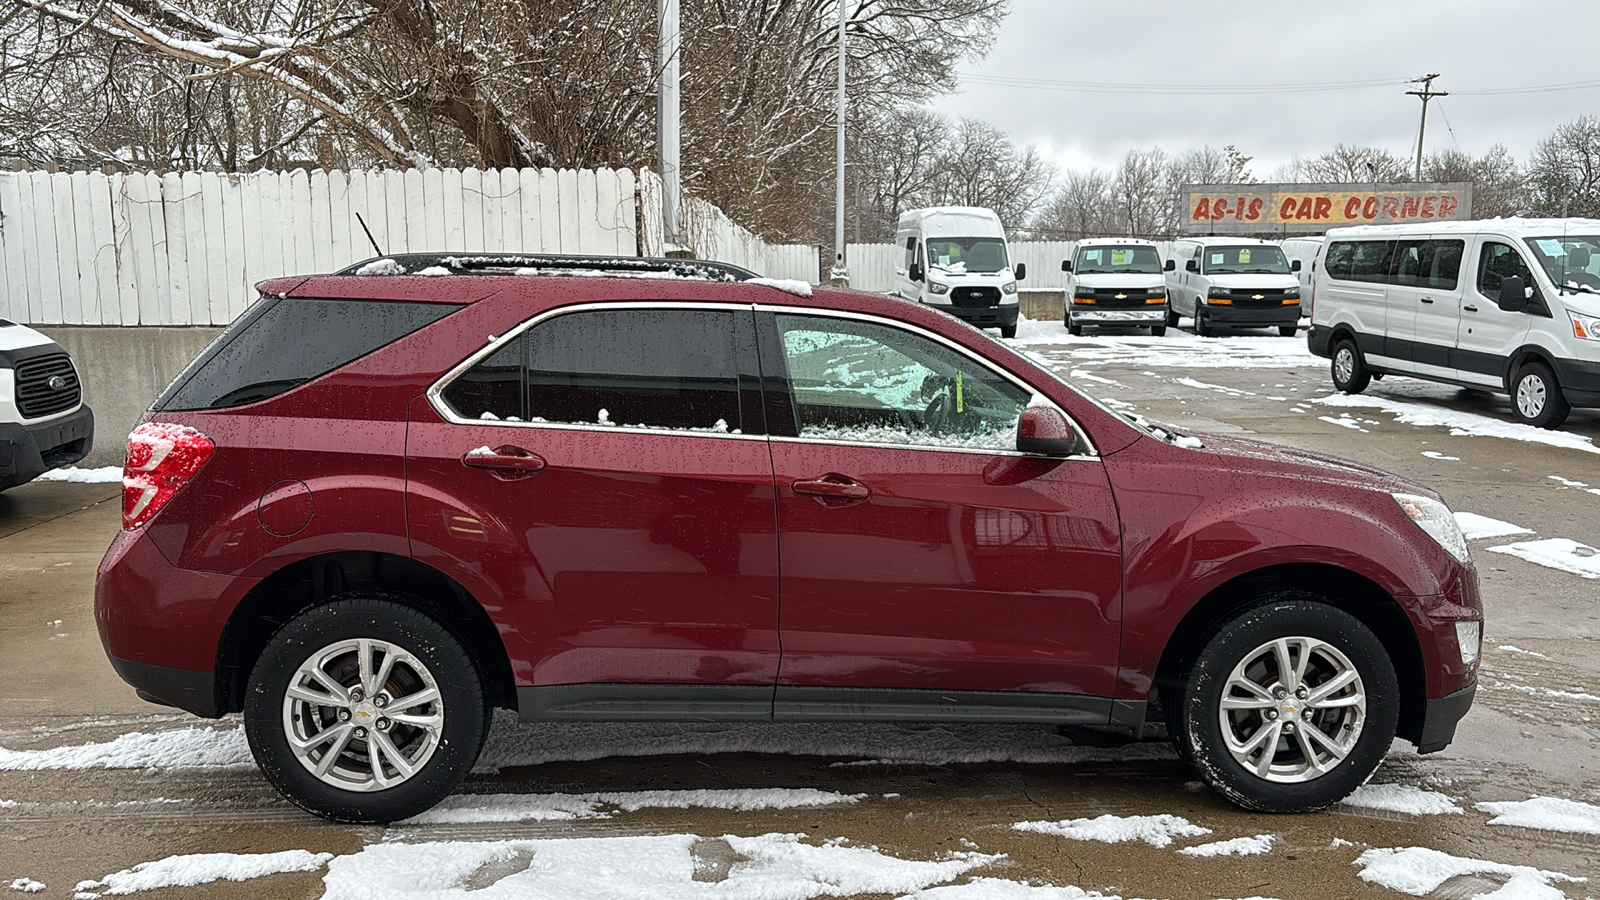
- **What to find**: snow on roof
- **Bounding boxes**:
[1325,216,1600,239]
[1076,237,1159,247]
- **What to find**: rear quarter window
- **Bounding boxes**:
[154,297,459,411]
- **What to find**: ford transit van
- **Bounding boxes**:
[895,207,1025,338]
[1061,238,1172,336]
[1166,237,1302,337]
[1308,218,1600,429]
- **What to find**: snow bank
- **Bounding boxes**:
[1353,846,1584,897]
[749,278,814,298]
[1476,796,1600,836]
[403,788,865,825]
[0,727,251,771]
[77,850,331,895]
[1314,392,1600,456]
[1487,538,1600,579]
[1177,834,1275,857]
[1013,813,1210,848]
[1453,513,1534,541]
[319,833,1000,900]
[1343,784,1462,815]
[35,466,123,484]
[1007,327,1318,370]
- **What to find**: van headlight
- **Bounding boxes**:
[1001,281,1018,295]
[1392,492,1470,563]
[1571,310,1600,341]
[928,281,951,296]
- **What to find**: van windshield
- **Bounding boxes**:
[1203,245,1290,275]
[1525,235,1600,292]
[926,237,1009,273]
[1077,245,1162,275]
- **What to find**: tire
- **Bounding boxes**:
[1511,360,1570,429]
[1174,597,1399,812]
[1279,325,1298,338]
[1194,310,1214,337]
[1066,311,1083,336]
[244,593,488,823]
[1330,338,1370,394]
[1000,324,1017,339]
[1151,325,1167,337]
[1164,308,1180,328]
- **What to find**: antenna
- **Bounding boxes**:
[355,213,384,256]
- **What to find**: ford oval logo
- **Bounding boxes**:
[47,375,69,391]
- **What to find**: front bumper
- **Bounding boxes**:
[1069,307,1167,325]
[935,303,1018,329]
[0,404,94,490]
[1415,682,1476,754]
[1199,303,1300,328]
[1554,356,1600,407]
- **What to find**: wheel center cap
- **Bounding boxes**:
[351,701,378,721]
[1279,700,1300,717]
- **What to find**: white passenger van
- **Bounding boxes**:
[1279,236,1326,318]
[1060,238,1172,336]
[1308,218,1600,429]
[894,207,1025,338]
[1166,237,1303,337]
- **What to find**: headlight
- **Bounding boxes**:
[1284,288,1301,299]
[1392,492,1470,563]
[927,281,950,295]
[1001,281,1017,295]
[1455,620,1481,667]
[1571,310,1600,341]
[1208,287,1232,297]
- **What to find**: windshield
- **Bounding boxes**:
[926,237,1009,274]
[1203,245,1290,275]
[1525,235,1600,291]
[1076,245,1162,275]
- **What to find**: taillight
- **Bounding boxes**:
[122,422,214,529]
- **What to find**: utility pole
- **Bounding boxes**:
[1407,74,1447,182]
[831,1,848,285]
[657,0,685,255]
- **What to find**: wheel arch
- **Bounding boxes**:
[1151,562,1426,745]
[1503,344,1560,392]
[214,550,517,716]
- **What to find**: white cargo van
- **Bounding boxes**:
[894,207,1025,338]
[1166,237,1303,337]
[1308,218,1600,429]
[1279,236,1326,318]
[1060,238,1172,336]
[1,319,94,491]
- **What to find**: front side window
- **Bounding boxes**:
[904,236,917,271]
[1478,242,1537,298]
[773,314,1031,451]
[1077,245,1162,275]
[925,237,1009,273]
[1202,245,1290,275]
[1525,234,1600,289]
[442,309,743,433]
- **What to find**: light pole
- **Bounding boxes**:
[658,0,685,255]
[831,1,849,285]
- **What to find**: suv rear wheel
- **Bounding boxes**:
[1175,598,1398,812]
[244,593,487,823]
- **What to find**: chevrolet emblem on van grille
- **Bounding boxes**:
[1252,294,1265,300]
[1113,293,1127,300]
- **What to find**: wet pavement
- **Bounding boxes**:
[2,324,1596,899]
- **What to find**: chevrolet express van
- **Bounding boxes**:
[1061,238,1172,336]
[1280,236,1326,319]
[1307,218,1600,429]
[1166,237,1302,337]
[894,207,1025,338]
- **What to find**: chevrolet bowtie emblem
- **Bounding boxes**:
[1252,294,1265,300]
[1113,293,1127,300]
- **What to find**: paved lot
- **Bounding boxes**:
[2,321,1597,899]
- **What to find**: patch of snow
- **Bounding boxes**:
[1013,813,1210,848]
[1487,538,1600,579]
[1496,645,1550,659]
[0,726,251,771]
[1547,475,1589,488]
[1344,784,1462,815]
[1177,834,1275,857]
[8,878,44,893]
[35,466,123,483]
[899,878,1117,898]
[78,850,332,895]
[0,799,15,808]
[1007,326,1318,370]
[749,277,814,298]
[1421,450,1460,461]
[797,423,1014,451]
[1172,435,1204,449]
[1067,369,1118,386]
[1314,392,1600,456]
[1454,513,1534,541]
[1353,846,1584,897]
[415,266,452,276]
[1173,377,1253,397]
[403,788,865,825]
[319,833,999,900]
[354,258,406,276]
[1319,415,1369,432]
[1477,796,1600,835]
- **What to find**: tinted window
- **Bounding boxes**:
[773,313,1031,451]
[443,309,743,433]
[1324,242,1354,279]
[156,298,458,411]
[1478,242,1536,297]
[1347,241,1394,283]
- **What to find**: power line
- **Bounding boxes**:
[1453,79,1600,96]
[955,73,1407,96]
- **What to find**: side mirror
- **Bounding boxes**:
[1061,260,1074,273]
[1497,275,1526,312]
[909,263,923,283]
[1163,259,1175,272]
[1016,406,1078,457]
[1014,262,1026,281]
[1185,259,1199,273]
[1291,259,1303,272]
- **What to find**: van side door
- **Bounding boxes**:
[1456,238,1539,389]
[1405,237,1468,380]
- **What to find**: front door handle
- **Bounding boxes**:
[462,445,546,481]
[1463,305,1479,313]
[792,474,871,504]
[1420,297,1434,304]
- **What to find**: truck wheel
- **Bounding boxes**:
[1174,598,1399,812]
[1151,325,1167,337]
[1000,324,1017,339]
[1194,311,1214,337]
[244,593,488,823]
[1164,308,1180,328]
[1331,339,1370,393]
[1066,311,1083,336]
[1279,325,1298,338]
[1512,361,1570,429]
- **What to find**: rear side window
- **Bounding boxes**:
[156,298,459,411]
[1346,241,1394,283]
[441,309,746,433]
[1393,239,1465,290]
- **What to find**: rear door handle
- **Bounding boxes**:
[792,475,871,503]
[1420,297,1434,304]
[462,444,546,480]
[1463,305,1479,313]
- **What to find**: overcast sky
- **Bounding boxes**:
[928,0,1600,180]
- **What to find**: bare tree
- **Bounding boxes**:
[1424,145,1525,218]
[927,117,1055,231]
[1029,168,1115,240]
[1526,115,1600,217]
[1111,146,1168,236]
[1277,144,1410,184]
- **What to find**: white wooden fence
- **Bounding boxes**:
[0,167,820,327]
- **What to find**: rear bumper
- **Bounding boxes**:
[1201,304,1300,327]
[108,655,221,718]
[1415,682,1476,754]
[0,405,93,490]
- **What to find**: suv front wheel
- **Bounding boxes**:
[244,594,488,823]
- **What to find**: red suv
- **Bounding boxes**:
[96,254,1481,823]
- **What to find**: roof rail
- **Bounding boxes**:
[336,253,758,282]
